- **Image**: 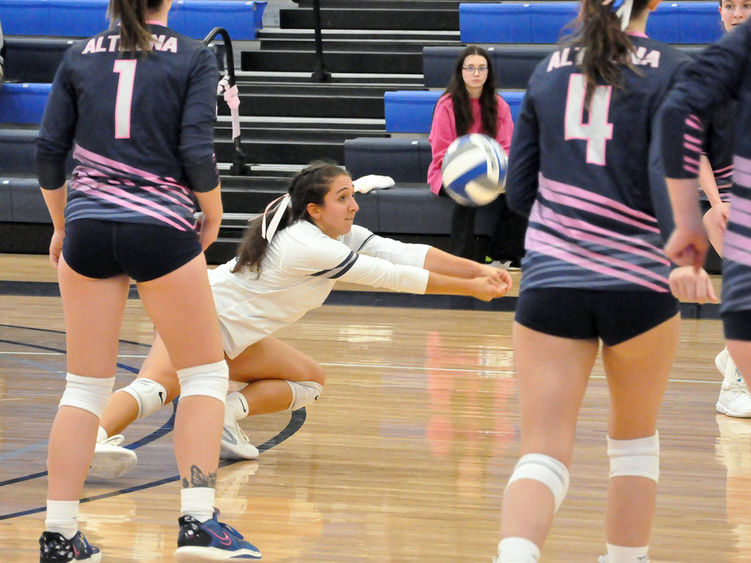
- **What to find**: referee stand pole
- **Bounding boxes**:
[311,0,331,83]
[204,27,251,176]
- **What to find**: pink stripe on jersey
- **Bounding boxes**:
[526,228,668,291]
[539,178,660,233]
[540,173,657,223]
[715,164,733,175]
[529,204,669,265]
[729,198,751,227]
[733,155,751,188]
[684,141,702,152]
[75,165,194,208]
[73,176,195,230]
[73,144,192,197]
[723,230,751,268]
[686,115,702,130]
[75,182,193,230]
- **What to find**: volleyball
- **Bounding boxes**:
[441,134,508,207]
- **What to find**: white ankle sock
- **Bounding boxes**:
[606,543,649,562]
[45,500,79,539]
[181,487,215,523]
[497,537,540,562]
[96,426,108,443]
[226,391,249,422]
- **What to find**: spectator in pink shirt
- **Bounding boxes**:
[427,45,524,267]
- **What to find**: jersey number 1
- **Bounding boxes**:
[113,60,137,139]
[564,74,613,166]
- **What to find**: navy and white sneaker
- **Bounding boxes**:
[39,530,102,562]
[174,510,261,561]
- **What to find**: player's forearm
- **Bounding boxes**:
[425,271,476,296]
[667,177,704,230]
[698,155,723,207]
[40,184,67,232]
[423,247,484,279]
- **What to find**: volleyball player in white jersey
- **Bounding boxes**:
[90,161,512,477]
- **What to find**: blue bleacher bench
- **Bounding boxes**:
[345,137,433,184]
[423,45,555,90]
[0,83,52,125]
[344,136,508,236]
[0,0,266,40]
[384,90,525,134]
[422,44,707,90]
[3,37,75,83]
[459,2,723,45]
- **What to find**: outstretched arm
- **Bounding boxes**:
[423,246,512,288]
[425,270,511,301]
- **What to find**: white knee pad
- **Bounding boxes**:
[506,453,570,512]
[120,378,168,418]
[286,380,323,411]
[59,373,115,418]
[177,360,229,403]
[607,432,660,483]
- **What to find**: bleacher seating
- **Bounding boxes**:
[343,136,503,236]
[384,90,524,134]
[0,0,266,40]
[459,1,723,44]
[422,44,707,90]
[0,84,51,124]
[423,45,553,90]
[3,37,73,83]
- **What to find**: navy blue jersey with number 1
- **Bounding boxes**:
[36,24,219,231]
[506,33,689,293]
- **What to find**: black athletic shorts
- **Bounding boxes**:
[724,310,751,341]
[515,287,679,347]
[62,219,202,283]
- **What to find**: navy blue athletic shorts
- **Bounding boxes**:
[62,219,202,283]
[515,287,679,347]
[723,311,751,341]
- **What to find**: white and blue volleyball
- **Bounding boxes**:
[441,134,508,207]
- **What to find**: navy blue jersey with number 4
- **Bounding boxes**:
[37,24,219,231]
[507,34,688,293]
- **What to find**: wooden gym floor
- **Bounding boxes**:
[0,254,748,562]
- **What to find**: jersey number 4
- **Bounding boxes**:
[113,60,137,139]
[564,74,613,166]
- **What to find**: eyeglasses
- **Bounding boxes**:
[462,65,488,74]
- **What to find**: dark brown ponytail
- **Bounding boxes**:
[566,0,651,106]
[108,0,163,52]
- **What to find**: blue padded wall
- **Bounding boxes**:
[0,0,266,39]
[460,2,722,45]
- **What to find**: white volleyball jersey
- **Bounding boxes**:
[209,221,431,358]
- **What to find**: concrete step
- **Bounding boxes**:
[241,49,423,74]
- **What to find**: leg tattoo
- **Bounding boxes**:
[182,465,217,488]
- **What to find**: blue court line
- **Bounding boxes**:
[0,398,178,488]
[0,338,140,374]
[0,440,48,462]
[0,408,306,521]
[0,323,152,349]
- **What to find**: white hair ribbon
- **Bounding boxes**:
[614,0,633,31]
[261,193,291,242]
[603,0,634,31]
